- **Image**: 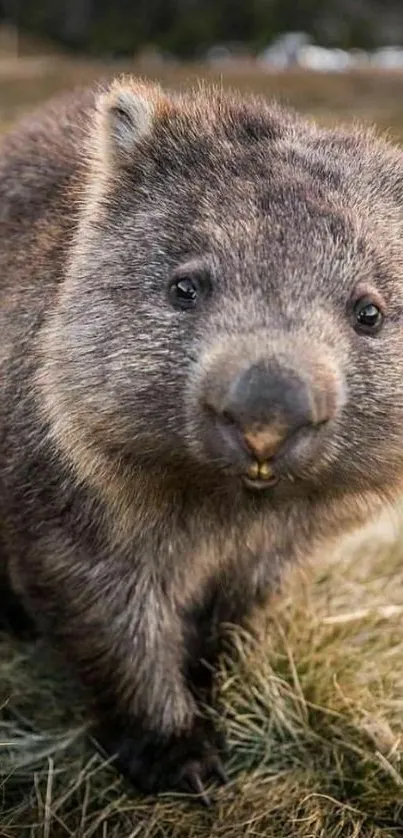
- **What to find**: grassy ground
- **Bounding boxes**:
[2,513,403,837]
[2,60,403,837]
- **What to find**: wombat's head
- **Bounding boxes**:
[42,78,403,503]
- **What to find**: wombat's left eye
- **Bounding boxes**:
[353,296,384,334]
[169,268,211,311]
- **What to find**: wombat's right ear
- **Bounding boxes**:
[93,78,168,168]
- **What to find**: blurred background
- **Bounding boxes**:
[2,0,403,140]
[4,0,403,64]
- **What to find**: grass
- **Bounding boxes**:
[2,511,403,837]
[2,59,403,836]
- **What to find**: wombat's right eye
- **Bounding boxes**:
[168,268,211,312]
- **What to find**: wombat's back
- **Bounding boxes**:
[0,87,98,231]
[0,89,98,488]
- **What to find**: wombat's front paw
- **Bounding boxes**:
[92,718,228,804]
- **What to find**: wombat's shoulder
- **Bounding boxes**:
[0,86,101,222]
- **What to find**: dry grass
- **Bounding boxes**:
[2,512,403,837]
[2,60,403,836]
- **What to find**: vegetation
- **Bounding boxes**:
[3,0,403,57]
[2,509,403,837]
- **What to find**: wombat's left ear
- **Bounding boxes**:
[93,78,168,167]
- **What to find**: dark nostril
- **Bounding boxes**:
[221,409,238,427]
[203,401,251,461]
[316,417,330,428]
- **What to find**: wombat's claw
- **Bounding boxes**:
[209,755,229,786]
[91,718,228,801]
[183,768,212,807]
[179,750,229,805]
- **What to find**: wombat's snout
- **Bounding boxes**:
[202,359,341,487]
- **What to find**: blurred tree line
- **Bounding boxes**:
[1,0,403,57]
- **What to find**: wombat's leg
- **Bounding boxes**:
[182,580,244,707]
[181,582,225,707]
[13,540,227,798]
[0,569,37,639]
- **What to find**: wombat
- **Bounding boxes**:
[1,75,403,801]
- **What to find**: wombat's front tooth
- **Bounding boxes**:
[258,461,274,480]
[247,461,260,479]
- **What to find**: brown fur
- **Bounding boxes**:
[1,76,403,795]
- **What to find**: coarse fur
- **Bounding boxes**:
[1,76,403,796]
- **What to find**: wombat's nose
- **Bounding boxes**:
[211,361,333,463]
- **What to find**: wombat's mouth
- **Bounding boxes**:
[199,399,331,491]
[242,460,279,491]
